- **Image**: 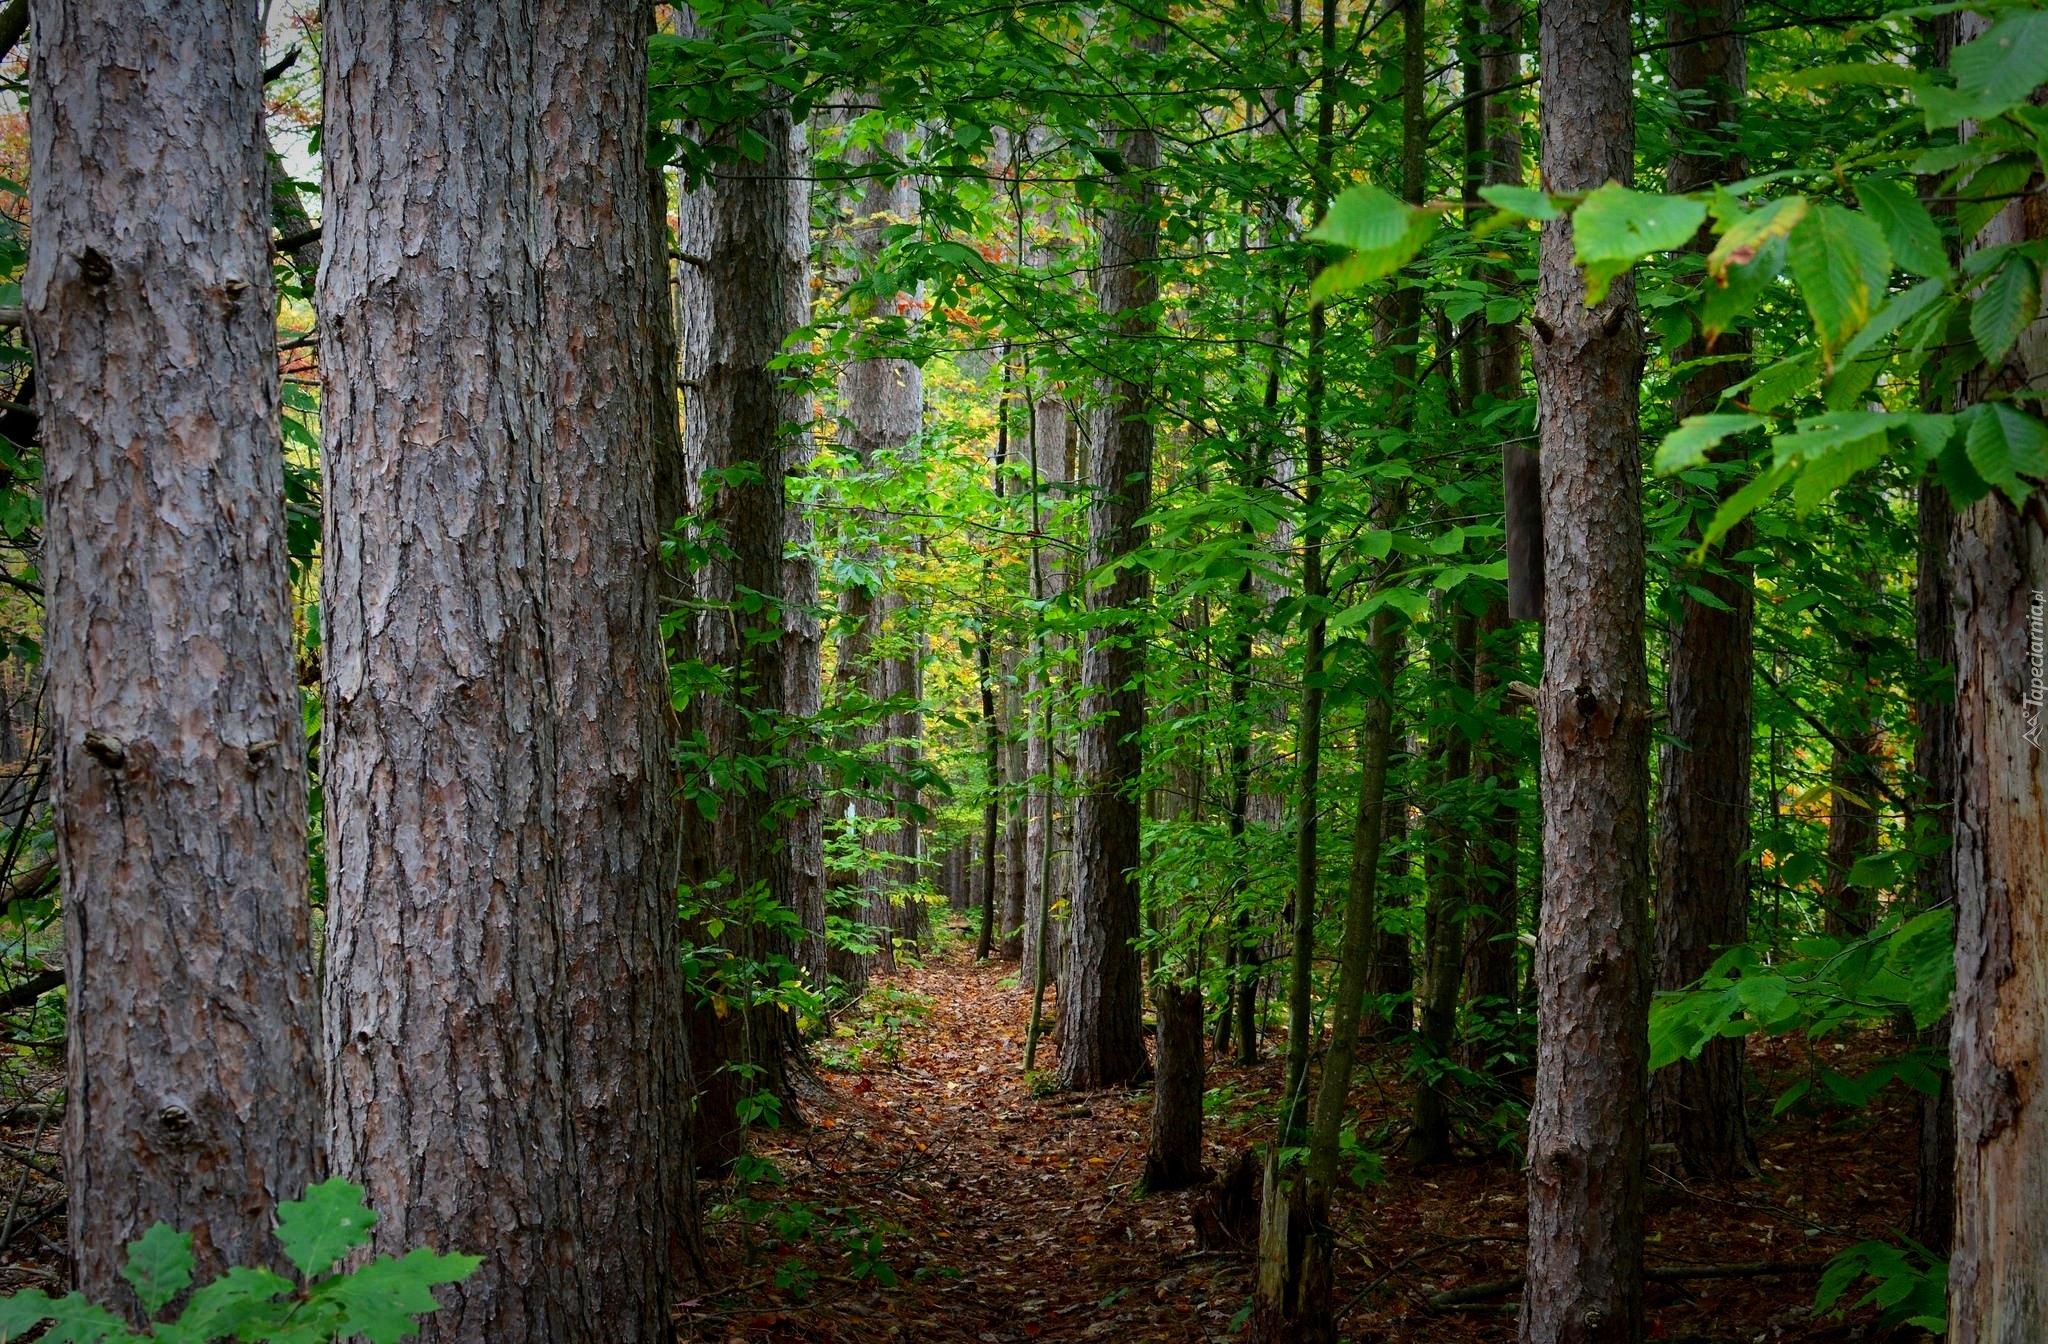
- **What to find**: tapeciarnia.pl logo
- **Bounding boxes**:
[2028,589,2045,748]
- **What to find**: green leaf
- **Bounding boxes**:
[1971,254,2039,367]
[1937,432,1994,506]
[1307,184,1434,302]
[1854,178,1948,281]
[1919,10,2048,128]
[1572,183,1708,305]
[0,1291,137,1344]
[1477,184,1560,221]
[1838,277,1945,366]
[1703,459,1797,549]
[121,1223,194,1319]
[1789,430,1887,516]
[318,1248,484,1344]
[1707,196,1808,280]
[161,1267,298,1344]
[1699,235,1787,341]
[276,1178,380,1277]
[1654,414,1765,475]
[1786,204,1891,362]
[1963,402,2048,505]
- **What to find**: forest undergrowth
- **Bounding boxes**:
[675,921,1920,1344]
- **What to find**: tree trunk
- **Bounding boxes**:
[1365,781,1416,1037]
[675,54,813,1163]
[1409,610,1472,1166]
[1002,653,1028,960]
[1255,613,1403,1342]
[534,1,693,1320]
[1946,43,2048,1332]
[1058,47,1161,1091]
[1911,477,1957,1253]
[29,0,321,1309]
[835,126,923,975]
[1650,0,1758,1184]
[1522,0,1652,1331]
[976,631,1003,960]
[1022,393,1070,989]
[319,1,585,1334]
[1143,981,1206,1191]
[1463,606,1522,1045]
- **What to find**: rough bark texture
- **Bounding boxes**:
[1142,982,1205,1191]
[1911,480,1956,1254]
[677,85,814,1161]
[1522,0,1652,1333]
[1650,0,1757,1184]
[534,1,691,1322]
[1947,81,2048,1337]
[1022,392,1071,988]
[319,2,584,1334]
[28,0,321,1308]
[1001,655,1028,960]
[1058,75,1160,1091]
[835,126,923,976]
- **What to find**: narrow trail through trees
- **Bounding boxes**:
[678,925,1926,1344]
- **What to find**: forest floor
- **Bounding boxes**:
[682,920,1928,1344]
[0,923,1925,1343]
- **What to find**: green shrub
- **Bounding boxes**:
[0,1179,479,1343]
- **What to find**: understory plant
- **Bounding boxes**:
[0,1180,479,1344]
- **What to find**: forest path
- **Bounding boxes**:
[679,924,1921,1343]
[680,928,1247,1342]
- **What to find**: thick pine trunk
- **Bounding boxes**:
[674,23,814,1163]
[534,2,692,1322]
[29,0,321,1308]
[1058,68,1159,1091]
[1522,0,1652,1332]
[1947,79,2048,1335]
[1143,982,1206,1191]
[1650,0,1758,1183]
[836,129,923,974]
[319,2,584,1334]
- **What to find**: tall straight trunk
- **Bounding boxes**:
[836,126,923,972]
[1461,0,1527,1054]
[1023,394,1070,986]
[1219,587,1261,1061]
[1908,16,1958,1254]
[1522,0,1652,1332]
[676,63,813,1161]
[1946,31,2048,1332]
[1255,614,1403,1342]
[320,1,585,1335]
[1143,981,1205,1190]
[1409,609,1473,1165]
[1463,605,1522,1030]
[1821,574,1883,935]
[534,2,693,1320]
[1911,476,1957,1252]
[1366,780,1416,1035]
[1058,35,1162,1090]
[1650,0,1757,1183]
[29,0,320,1310]
[1002,654,1028,959]
[976,630,1003,960]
